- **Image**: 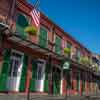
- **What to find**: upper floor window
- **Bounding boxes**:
[67,42,72,49]
[76,48,81,61]
[66,42,72,57]
[16,12,30,39]
[55,35,61,54]
[39,26,48,48]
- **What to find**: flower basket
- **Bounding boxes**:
[79,56,90,65]
[24,26,37,35]
[64,48,71,57]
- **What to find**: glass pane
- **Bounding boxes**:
[13,60,20,76]
[9,59,14,76]
[9,51,22,77]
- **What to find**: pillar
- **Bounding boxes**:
[25,57,32,93]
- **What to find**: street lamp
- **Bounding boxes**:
[62,59,71,100]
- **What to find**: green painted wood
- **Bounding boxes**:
[44,57,52,93]
[0,49,10,91]
[16,13,29,39]
[39,27,48,48]
[44,80,49,92]
[19,55,28,92]
[29,79,36,92]
[29,60,37,92]
[53,71,61,95]
[55,35,61,54]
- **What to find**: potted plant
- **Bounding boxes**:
[79,56,90,65]
[64,47,71,57]
[24,26,37,35]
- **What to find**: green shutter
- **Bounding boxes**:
[55,36,61,54]
[16,13,29,39]
[44,64,49,92]
[19,55,28,92]
[39,27,47,48]
[0,49,10,91]
[53,71,61,95]
[30,60,37,92]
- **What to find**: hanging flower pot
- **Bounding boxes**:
[24,26,37,36]
[64,48,71,57]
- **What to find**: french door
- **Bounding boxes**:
[30,59,46,92]
[7,50,24,91]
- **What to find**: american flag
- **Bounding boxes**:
[30,0,40,28]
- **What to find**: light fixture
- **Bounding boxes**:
[0,22,9,32]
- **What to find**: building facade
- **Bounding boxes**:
[0,0,100,96]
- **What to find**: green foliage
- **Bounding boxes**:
[94,63,99,72]
[64,47,71,54]
[24,26,37,35]
[79,56,90,65]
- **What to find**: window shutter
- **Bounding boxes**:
[0,49,10,91]
[55,36,61,54]
[19,55,28,92]
[44,58,51,92]
[29,60,37,92]
[39,27,48,48]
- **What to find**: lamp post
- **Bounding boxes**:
[62,60,71,100]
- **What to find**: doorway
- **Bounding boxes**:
[7,50,24,91]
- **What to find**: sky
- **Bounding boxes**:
[29,0,100,54]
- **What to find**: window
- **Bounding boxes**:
[9,50,24,77]
[55,35,61,54]
[39,26,48,48]
[16,12,30,39]
[66,42,72,57]
[76,48,81,61]
[37,60,45,80]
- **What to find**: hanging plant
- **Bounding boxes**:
[64,48,71,54]
[64,47,71,57]
[24,26,37,35]
[79,56,90,65]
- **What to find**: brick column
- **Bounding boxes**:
[79,80,82,95]
[72,69,78,95]
[62,79,67,95]
[25,58,32,93]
